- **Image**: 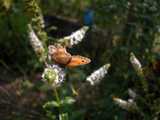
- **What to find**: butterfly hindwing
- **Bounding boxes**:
[49,45,72,65]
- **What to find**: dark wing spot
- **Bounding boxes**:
[82,60,85,62]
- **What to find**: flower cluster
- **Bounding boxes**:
[24,0,47,43]
[130,52,143,76]
[86,64,110,85]
[28,25,46,61]
[58,26,89,47]
[42,64,66,87]
[112,96,138,112]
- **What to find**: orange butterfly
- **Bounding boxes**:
[48,45,91,67]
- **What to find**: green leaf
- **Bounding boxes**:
[59,113,69,120]
[43,100,60,109]
[61,97,75,106]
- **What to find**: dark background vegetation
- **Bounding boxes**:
[0,0,160,119]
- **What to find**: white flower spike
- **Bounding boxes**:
[28,24,45,61]
[86,64,110,85]
[113,96,138,112]
[130,52,143,76]
[58,26,89,47]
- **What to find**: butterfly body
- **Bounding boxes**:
[48,45,91,67]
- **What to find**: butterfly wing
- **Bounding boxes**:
[66,55,91,67]
[48,45,57,55]
[49,45,72,65]
[52,52,72,65]
[48,45,91,67]
[48,45,67,55]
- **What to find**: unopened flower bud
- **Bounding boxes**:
[128,89,137,99]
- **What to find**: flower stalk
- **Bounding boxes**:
[24,0,48,45]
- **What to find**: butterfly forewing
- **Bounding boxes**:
[66,55,91,67]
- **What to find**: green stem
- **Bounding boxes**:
[53,88,69,120]
[53,88,62,120]
[53,87,61,104]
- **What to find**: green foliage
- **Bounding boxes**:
[0,2,40,73]
[41,0,160,119]
[43,88,76,120]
